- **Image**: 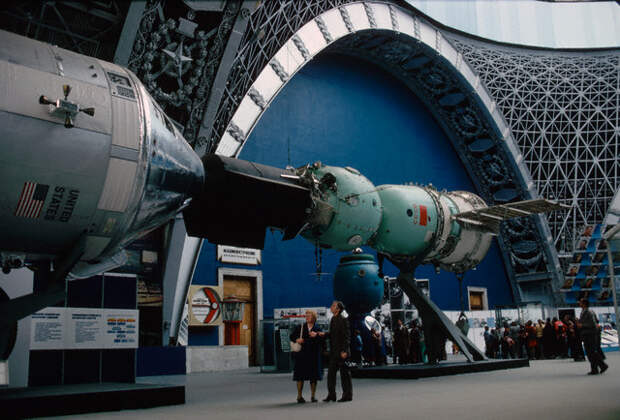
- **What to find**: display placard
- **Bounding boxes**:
[103,311,138,347]
[188,285,223,326]
[217,245,261,265]
[68,308,104,349]
[300,307,330,322]
[30,308,139,350]
[31,309,66,350]
[279,328,291,352]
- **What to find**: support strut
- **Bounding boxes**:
[396,271,486,363]
[0,236,85,327]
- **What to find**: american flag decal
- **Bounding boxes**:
[14,182,49,218]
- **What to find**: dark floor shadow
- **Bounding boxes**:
[261,401,322,408]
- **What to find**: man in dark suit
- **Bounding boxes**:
[578,298,608,375]
[319,300,352,402]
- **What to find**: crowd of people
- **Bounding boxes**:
[482,317,587,361]
[350,318,427,367]
[288,298,610,403]
[483,298,609,375]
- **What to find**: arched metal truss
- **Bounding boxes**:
[117,0,619,304]
[208,1,564,304]
[446,38,619,256]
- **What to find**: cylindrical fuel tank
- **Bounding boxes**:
[0,30,203,269]
[373,185,439,256]
[333,253,383,315]
[299,162,494,273]
[424,190,493,272]
[375,186,493,272]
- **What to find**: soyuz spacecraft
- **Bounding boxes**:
[0,30,566,359]
[184,155,564,274]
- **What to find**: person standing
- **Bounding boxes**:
[525,321,537,360]
[509,322,521,358]
[502,325,515,359]
[566,316,583,361]
[289,310,323,403]
[578,298,608,375]
[542,318,555,358]
[489,329,499,358]
[572,316,586,361]
[535,319,545,359]
[319,301,352,402]
[371,328,386,366]
[393,319,409,364]
[483,326,492,358]
[409,321,422,363]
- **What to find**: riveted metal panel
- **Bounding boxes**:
[0,61,112,134]
[321,9,349,41]
[274,40,305,74]
[296,20,327,56]
[0,30,56,74]
[97,158,137,212]
[82,235,112,260]
[215,132,241,157]
[394,8,415,38]
[49,46,109,88]
[234,96,262,137]
[419,21,437,50]
[0,110,111,256]
[345,3,370,31]
[371,3,392,30]
[252,65,284,104]
[110,96,140,150]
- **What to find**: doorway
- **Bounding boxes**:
[218,268,263,366]
[467,287,488,311]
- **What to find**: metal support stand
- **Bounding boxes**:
[0,236,84,326]
[457,272,465,312]
[396,271,486,363]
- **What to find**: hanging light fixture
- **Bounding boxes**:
[221,295,246,345]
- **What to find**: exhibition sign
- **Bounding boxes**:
[217,245,261,265]
[274,307,330,321]
[30,308,138,350]
[188,285,224,326]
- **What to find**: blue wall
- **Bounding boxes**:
[192,54,514,331]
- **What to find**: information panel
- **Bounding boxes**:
[104,311,138,347]
[279,328,291,352]
[30,308,139,350]
[217,245,261,265]
[31,309,66,349]
[68,308,104,349]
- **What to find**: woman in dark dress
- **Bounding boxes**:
[289,310,323,403]
[542,318,555,358]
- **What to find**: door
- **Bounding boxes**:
[469,291,484,310]
[223,275,256,366]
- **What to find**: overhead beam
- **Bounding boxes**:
[58,1,122,24]
[113,0,147,66]
[195,1,256,156]
[184,0,227,12]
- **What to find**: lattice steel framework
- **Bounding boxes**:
[192,1,566,303]
[450,38,620,255]
[125,0,242,146]
[0,0,128,60]
[199,0,357,154]
[74,0,618,303]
